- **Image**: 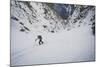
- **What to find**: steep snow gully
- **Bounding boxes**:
[11,0,95,66]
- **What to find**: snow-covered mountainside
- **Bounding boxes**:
[11,0,95,66]
[11,0,95,35]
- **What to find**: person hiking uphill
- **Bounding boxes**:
[35,35,44,45]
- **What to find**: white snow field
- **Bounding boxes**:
[11,25,95,66]
[10,0,95,66]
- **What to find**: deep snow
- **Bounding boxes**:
[11,25,95,66]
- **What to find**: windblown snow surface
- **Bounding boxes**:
[11,0,95,66]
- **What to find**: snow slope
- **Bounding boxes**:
[10,0,95,66]
[11,25,95,66]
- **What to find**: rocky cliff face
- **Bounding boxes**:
[11,0,95,35]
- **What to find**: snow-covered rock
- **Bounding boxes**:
[11,0,95,35]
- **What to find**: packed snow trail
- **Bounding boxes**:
[11,25,95,66]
